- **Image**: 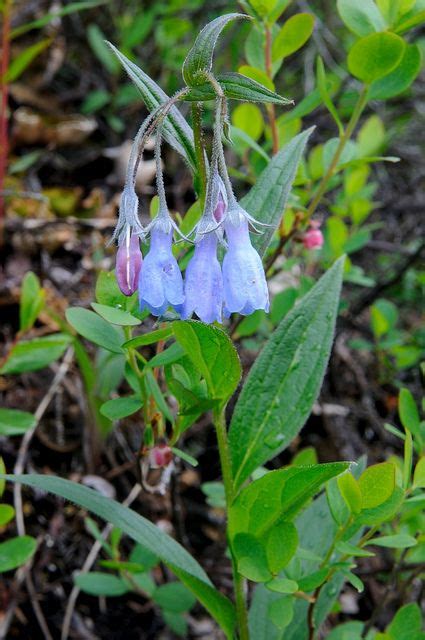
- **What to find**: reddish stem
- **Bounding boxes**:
[0,0,11,240]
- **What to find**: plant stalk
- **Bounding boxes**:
[214,407,250,640]
[192,101,207,208]
[265,25,279,155]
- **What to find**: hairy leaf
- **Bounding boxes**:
[184,71,293,105]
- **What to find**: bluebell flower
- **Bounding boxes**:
[222,205,269,316]
[116,230,142,296]
[139,214,185,316]
[182,233,223,323]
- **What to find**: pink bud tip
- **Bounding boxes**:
[303,228,324,250]
[116,232,142,296]
[149,444,173,468]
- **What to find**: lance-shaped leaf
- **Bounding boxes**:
[241,127,314,257]
[183,13,249,86]
[184,72,293,105]
[108,43,196,171]
[1,474,235,638]
[229,257,345,490]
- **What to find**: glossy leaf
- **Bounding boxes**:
[0,408,36,436]
[229,258,345,488]
[347,33,405,84]
[173,321,241,406]
[337,472,362,514]
[91,303,141,326]
[0,474,235,637]
[369,44,422,100]
[242,127,314,257]
[337,0,387,36]
[182,13,248,86]
[19,272,45,332]
[184,71,292,104]
[108,44,196,170]
[0,334,72,375]
[66,307,124,354]
[358,463,396,510]
[272,13,315,62]
[0,536,37,572]
[265,521,298,574]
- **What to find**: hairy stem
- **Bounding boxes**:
[214,407,250,640]
[192,102,207,208]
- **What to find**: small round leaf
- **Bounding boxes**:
[348,32,405,84]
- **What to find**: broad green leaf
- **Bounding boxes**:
[272,13,315,62]
[296,568,329,591]
[153,582,196,613]
[347,33,405,84]
[238,65,275,91]
[0,474,235,637]
[327,476,350,525]
[337,0,387,36]
[91,303,141,326]
[11,1,107,39]
[5,39,51,82]
[233,533,272,582]
[229,258,345,488]
[369,44,422,100]
[66,307,124,354]
[337,472,362,514]
[184,72,292,105]
[248,0,278,18]
[335,541,374,557]
[95,270,136,309]
[229,463,349,539]
[355,486,404,526]
[269,597,294,629]
[326,621,365,640]
[395,9,425,34]
[100,396,142,420]
[108,44,196,171]
[75,572,129,596]
[232,103,264,141]
[0,408,36,436]
[173,321,241,405]
[399,388,421,439]
[146,343,186,368]
[20,272,45,332]
[358,463,396,509]
[242,127,314,257]
[370,299,398,338]
[266,577,299,594]
[0,536,37,572]
[265,521,298,574]
[124,327,173,348]
[182,13,248,86]
[0,504,15,526]
[249,584,289,640]
[387,603,423,640]
[413,457,425,488]
[0,334,72,375]
[366,534,417,548]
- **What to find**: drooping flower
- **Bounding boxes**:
[149,443,173,468]
[138,214,185,316]
[303,220,324,250]
[222,204,269,317]
[182,233,223,323]
[116,230,142,296]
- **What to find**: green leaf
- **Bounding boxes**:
[242,127,314,257]
[100,396,142,420]
[66,307,124,354]
[0,408,36,436]
[266,577,299,594]
[337,0,387,36]
[327,476,350,525]
[0,504,15,526]
[399,388,421,439]
[75,572,129,596]
[265,521,298,574]
[146,343,186,368]
[184,71,293,105]
[347,33,405,84]
[366,534,417,548]
[335,541,374,557]
[316,57,344,135]
[91,303,141,326]
[413,457,425,489]
[0,334,72,375]
[232,103,264,141]
[229,463,349,541]
[0,474,235,637]
[355,486,404,526]
[87,24,119,74]
[173,321,241,406]
[0,536,37,572]
[394,9,425,34]
[182,13,248,86]
[358,463,396,509]
[229,258,345,488]
[337,472,362,514]
[20,272,45,332]
[369,44,422,100]
[123,327,174,348]
[108,44,196,171]
[153,582,196,613]
[297,568,329,591]
[233,533,272,582]
[129,543,159,570]
[272,13,315,62]
[269,596,294,629]
[96,270,136,309]
[5,39,52,82]
[11,1,107,39]
[387,603,423,639]
[248,0,278,18]
[238,65,275,91]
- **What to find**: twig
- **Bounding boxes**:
[61,483,142,640]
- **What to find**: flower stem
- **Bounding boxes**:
[213,407,250,640]
[192,102,207,208]
[306,85,369,219]
[265,25,279,155]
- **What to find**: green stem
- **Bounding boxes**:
[192,102,207,208]
[213,407,250,640]
[124,326,149,426]
[306,85,369,219]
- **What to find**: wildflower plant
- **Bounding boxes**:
[1,6,424,640]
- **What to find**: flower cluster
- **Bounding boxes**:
[113,101,269,324]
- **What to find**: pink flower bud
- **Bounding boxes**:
[149,444,173,468]
[213,177,228,223]
[116,232,142,296]
[303,228,324,250]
